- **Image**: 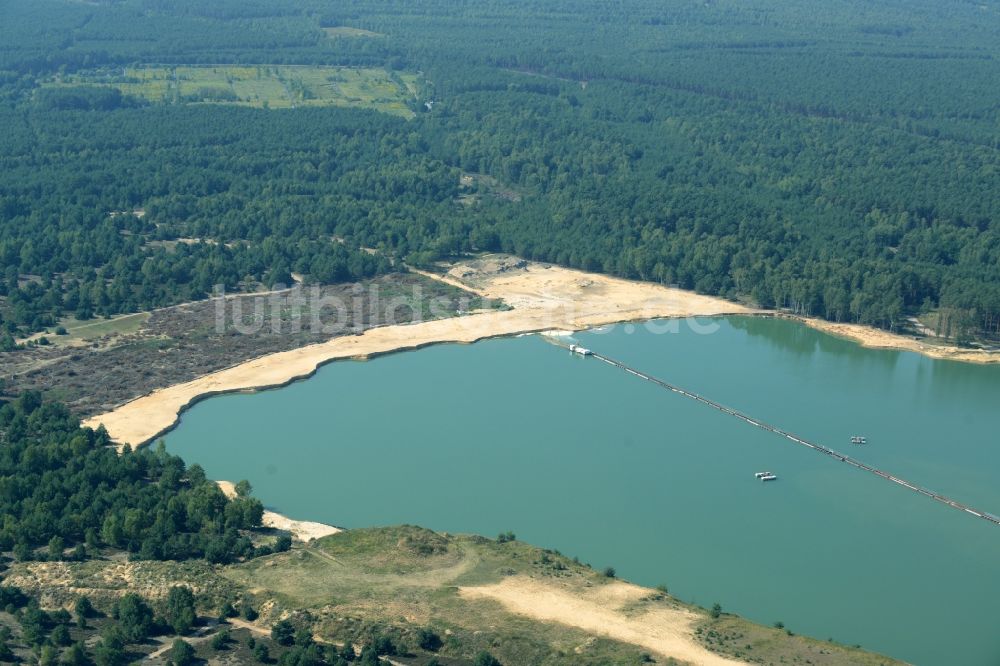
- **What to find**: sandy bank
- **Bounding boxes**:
[84,255,998,449]
[794,316,1000,364]
[415,260,999,366]
[216,481,340,542]
[460,576,745,665]
[84,258,750,448]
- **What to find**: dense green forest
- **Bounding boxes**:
[0,391,275,563]
[1,0,999,343]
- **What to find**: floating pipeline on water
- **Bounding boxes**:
[565,345,1000,527]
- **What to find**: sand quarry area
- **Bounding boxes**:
[83,256,754,448]
[78,257,759,663]
[79,255,957,665]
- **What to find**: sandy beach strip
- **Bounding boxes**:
[794,316,1000,364]
[83,261,752,448]
[84,258,998,450]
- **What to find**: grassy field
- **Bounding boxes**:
[224,526,900,665]
[696,615,899,666]
[58,312,150,344]
[18,311,150,350]
[6,525,904,665]
[45,65,419,117]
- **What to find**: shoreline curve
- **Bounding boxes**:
[84,260,997,451]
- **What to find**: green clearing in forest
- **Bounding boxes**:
[46,65,419,117]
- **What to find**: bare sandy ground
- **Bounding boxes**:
[460,576,745,665]
[797,317,1000,364]
[83,258,751,448]
[216,481,340,542]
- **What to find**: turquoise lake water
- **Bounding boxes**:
[165,316,1000,665]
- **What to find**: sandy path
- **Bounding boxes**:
[460,577,745,665]
[84,260,750,448]
[226,617,271,636]
[144,622,218,661]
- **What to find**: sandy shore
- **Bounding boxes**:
[216,481,340,542]
[794,316,1000,364]
[460,576,746,665]
[83,258,751,448]
[84,255,998,449]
